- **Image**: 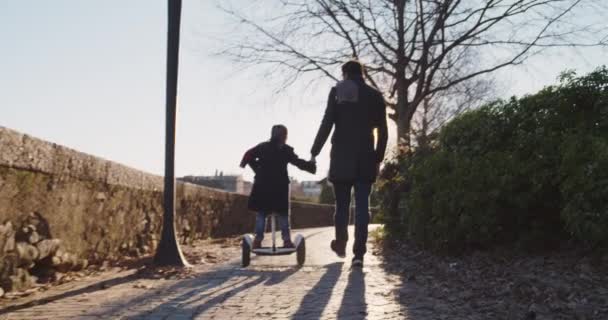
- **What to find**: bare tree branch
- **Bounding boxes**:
[216,0,608,142]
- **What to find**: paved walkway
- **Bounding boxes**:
[0,226,405,319]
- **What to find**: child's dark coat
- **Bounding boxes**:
[240,141,315,215]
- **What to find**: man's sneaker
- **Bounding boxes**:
[252,238,262,249]
[352,257,364,268]
[283,240,295,248]
[330,240,346,258]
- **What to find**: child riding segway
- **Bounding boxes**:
[239,125,316,267]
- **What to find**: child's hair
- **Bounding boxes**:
[271,124,288,140]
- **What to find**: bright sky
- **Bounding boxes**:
[1,1,606,182]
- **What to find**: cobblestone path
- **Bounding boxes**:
[0,226,406,319]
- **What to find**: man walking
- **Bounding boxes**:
[310,60,388,267]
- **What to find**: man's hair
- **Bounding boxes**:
[271,124,288,140]
[341,60,363,77]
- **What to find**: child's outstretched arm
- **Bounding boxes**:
[240,145,261,173]
[288,148,317,174]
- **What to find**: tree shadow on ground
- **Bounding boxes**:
[0,260,300,317]
[0,255,164,315]
[0,271,141,315]
[291,262,344,320]
[115,264,302,319]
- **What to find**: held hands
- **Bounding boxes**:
[307,155,317,174]
[308,160,317,174]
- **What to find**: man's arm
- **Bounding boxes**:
[375,94,388,163]
[310,87,337,158]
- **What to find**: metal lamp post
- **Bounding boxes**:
[153,0,189,267]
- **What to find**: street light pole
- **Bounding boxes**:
[153,0,189,267]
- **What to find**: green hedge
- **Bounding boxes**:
[380,67,608,252]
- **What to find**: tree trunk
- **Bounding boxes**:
[394,0,409,149]
[417,97,431,150]
[385,90,409,227]
[395,86,412,150]
[396,111,411,148]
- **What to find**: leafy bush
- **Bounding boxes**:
[318,182,335,204]
[379,67,608,252]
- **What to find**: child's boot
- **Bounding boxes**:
[283,239,295,248]
[253,238,262,249]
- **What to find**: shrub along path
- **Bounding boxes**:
[375,67,608,253]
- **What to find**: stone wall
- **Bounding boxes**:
[0,126,334,293]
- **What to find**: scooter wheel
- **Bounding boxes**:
[242,237,251,267]
[297,238,305,266]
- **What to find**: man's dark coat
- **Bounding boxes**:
[311,77,388,183]
[241,141,315,214]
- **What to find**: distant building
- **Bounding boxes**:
[242,180,253,195]
[300,180,323,198]
[180,171,251,194]
[180,172,323,199]
[290,179,305,198]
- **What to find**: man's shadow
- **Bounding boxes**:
[337,269,367,319]
[291,262,344,319]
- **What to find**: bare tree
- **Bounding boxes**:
[220,0,607,144]
[411,54,497,147]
